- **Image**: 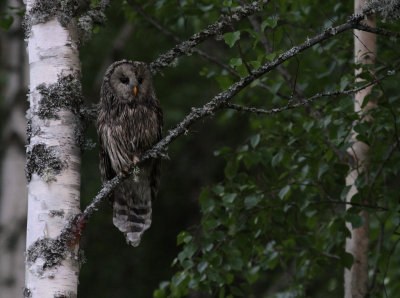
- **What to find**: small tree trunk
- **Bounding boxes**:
[0,1,28,295]
[24,1,82,297]
[344,1,376,297]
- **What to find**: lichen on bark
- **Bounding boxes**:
[25,143,66,182]
[26,238,68,270]
[23,0,81,37]
[35,74,83,120]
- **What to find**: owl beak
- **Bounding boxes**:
[133,86,138,96]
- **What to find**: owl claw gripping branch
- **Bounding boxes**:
[97,60,163,247]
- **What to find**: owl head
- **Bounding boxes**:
[101,60,154,106]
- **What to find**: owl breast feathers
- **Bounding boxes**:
[96,60,163,246]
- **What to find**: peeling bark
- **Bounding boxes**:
[24,0,82,296]
[344,0,376,297]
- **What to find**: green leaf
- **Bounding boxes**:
[222,193,237,204]
[223,0,232,7]
[0,14,13,30]
[261,17,278,31]
[177,243,198,263]
[223,31,241,48]
[225,160,239,180]
[278,185,291,200]
[318,163,329,179]
[229,58,242,67]
[153,288,166,298]
[197,261,208,273]
[250,134,260,148]
[340,185,352,201]
[177,231,192,245]
[244,195,261,209]
[345,213,365,229]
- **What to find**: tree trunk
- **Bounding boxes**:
[24,1,82,297]
[0,1,28,295]
[344,1,376,297]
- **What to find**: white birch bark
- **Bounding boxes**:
[24,1,82,297]
[344,0,376,297]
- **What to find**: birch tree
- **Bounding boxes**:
[344,0,377,296]
[22,0,110,296]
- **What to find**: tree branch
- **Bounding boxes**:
[355,23,400,38]
[128,0,285,94]
[55,7,377,252]
[147,1,265,74]
[223,74,393,116]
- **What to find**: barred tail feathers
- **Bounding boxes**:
[112,190,152,247]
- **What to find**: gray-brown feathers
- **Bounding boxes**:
[97,60,163,246]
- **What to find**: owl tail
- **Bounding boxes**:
[112,197,152,247]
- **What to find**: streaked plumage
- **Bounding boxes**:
[97,60,163,246]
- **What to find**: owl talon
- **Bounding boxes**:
[120,167,130,178]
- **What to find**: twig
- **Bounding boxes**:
[223,75,392,116]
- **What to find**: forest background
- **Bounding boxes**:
[1,0,400,297]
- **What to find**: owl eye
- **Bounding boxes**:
[138,77,143,84]
[120,77,129,84]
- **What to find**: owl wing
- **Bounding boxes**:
[150,104,163,201]
[98,134,116,182]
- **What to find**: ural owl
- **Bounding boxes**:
[97,60,163,246]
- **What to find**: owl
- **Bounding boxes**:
[96,60,163,246]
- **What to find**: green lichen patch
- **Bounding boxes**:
[23,0,80,37]
[26,144,66,182]
[36,74,83,120]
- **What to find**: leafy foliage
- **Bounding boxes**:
[138,1,400,297]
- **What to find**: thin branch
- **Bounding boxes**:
[147,1,265,74]
[223,75,393,116]
[355,23,400,38]
[310,200,388,212]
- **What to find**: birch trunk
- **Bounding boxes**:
[0,1,28,295]
[344,0,376,297]
[24,1,82,297]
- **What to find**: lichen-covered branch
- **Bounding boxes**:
[355,23,400,38]
[128,0,272,92]
[77,0,110,44]
[223,73,393,116]
[59,10,373,240]
[148,1,265,74]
